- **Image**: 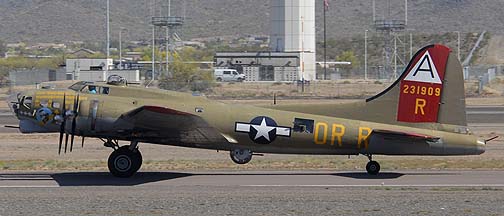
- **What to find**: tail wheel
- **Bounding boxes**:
[108,146,142,178]
[366,161,380,175]
[230,149,253,164]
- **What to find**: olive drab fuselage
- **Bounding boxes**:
[15,83,483,156]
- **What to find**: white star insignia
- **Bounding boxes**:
[251,118,275,141]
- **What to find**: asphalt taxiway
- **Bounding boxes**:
[0,171,504,215]
[0,170,503,188]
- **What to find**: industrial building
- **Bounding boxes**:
[66,59,140,83]
[215,52,301,82]
[214,0,316,81]
[8,69,66,86]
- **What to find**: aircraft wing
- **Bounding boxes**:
[113,106,227,145]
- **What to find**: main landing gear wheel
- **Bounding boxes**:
[364,154,380,175]
[230,149,253,164]
[108,145,142,178]
[366,155,380,175]
[366,161,380,175]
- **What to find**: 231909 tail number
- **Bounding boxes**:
[402,84,441,97]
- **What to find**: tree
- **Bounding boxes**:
[86,52,107,59]
[336,50,361,69]
[158,49,214,92]
[35,58,60,69]
[0,56,62,73]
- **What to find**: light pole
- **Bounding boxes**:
[409,32,413,59]
[106,0,110,63]
[323,0,327,80]
[301,15,305,93]
[119,27,127,70]
[404,0,408,26]
[166,0,171,75]
[455,31,461,61]
[365,29,368,80]
[152,24,155,82]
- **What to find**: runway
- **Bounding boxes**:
[466,105,504,123]
[0,171,503,215]
[0,170,503,188]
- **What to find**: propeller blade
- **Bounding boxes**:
[64,131,69,153]
[70,94,80,152]
[58,93,67,155]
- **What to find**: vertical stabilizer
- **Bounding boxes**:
[365,44,466,126]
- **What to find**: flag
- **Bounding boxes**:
[324,0,329,11]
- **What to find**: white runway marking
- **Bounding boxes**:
[467,111,504,114]
[243,184,504,187]
[0,185,59,188]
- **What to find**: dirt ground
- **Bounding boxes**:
[0,131,502,172]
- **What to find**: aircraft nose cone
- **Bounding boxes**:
[475,140,486,155]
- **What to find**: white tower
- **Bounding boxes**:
[270,0,316,80]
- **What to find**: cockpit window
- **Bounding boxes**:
[81,85,99,94]
[69,81,89,92]
[88,86,97,94]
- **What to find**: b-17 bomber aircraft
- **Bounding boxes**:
[10,44,490,177]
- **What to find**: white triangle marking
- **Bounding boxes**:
[403,51,442,84]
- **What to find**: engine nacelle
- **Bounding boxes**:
[19,119,59,133]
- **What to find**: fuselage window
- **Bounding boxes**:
[102,87,110,95]
[293,118,315,133]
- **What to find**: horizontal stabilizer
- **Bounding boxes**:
[372,129,440,142]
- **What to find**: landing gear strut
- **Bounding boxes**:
[105,140,142,178]
[230,149,253,164]
[365,154,380,175]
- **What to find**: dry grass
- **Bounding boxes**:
[0,132,502,172]
[208,80,390,99]
[1,156,504,172]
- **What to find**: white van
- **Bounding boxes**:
[214,69,245,82]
